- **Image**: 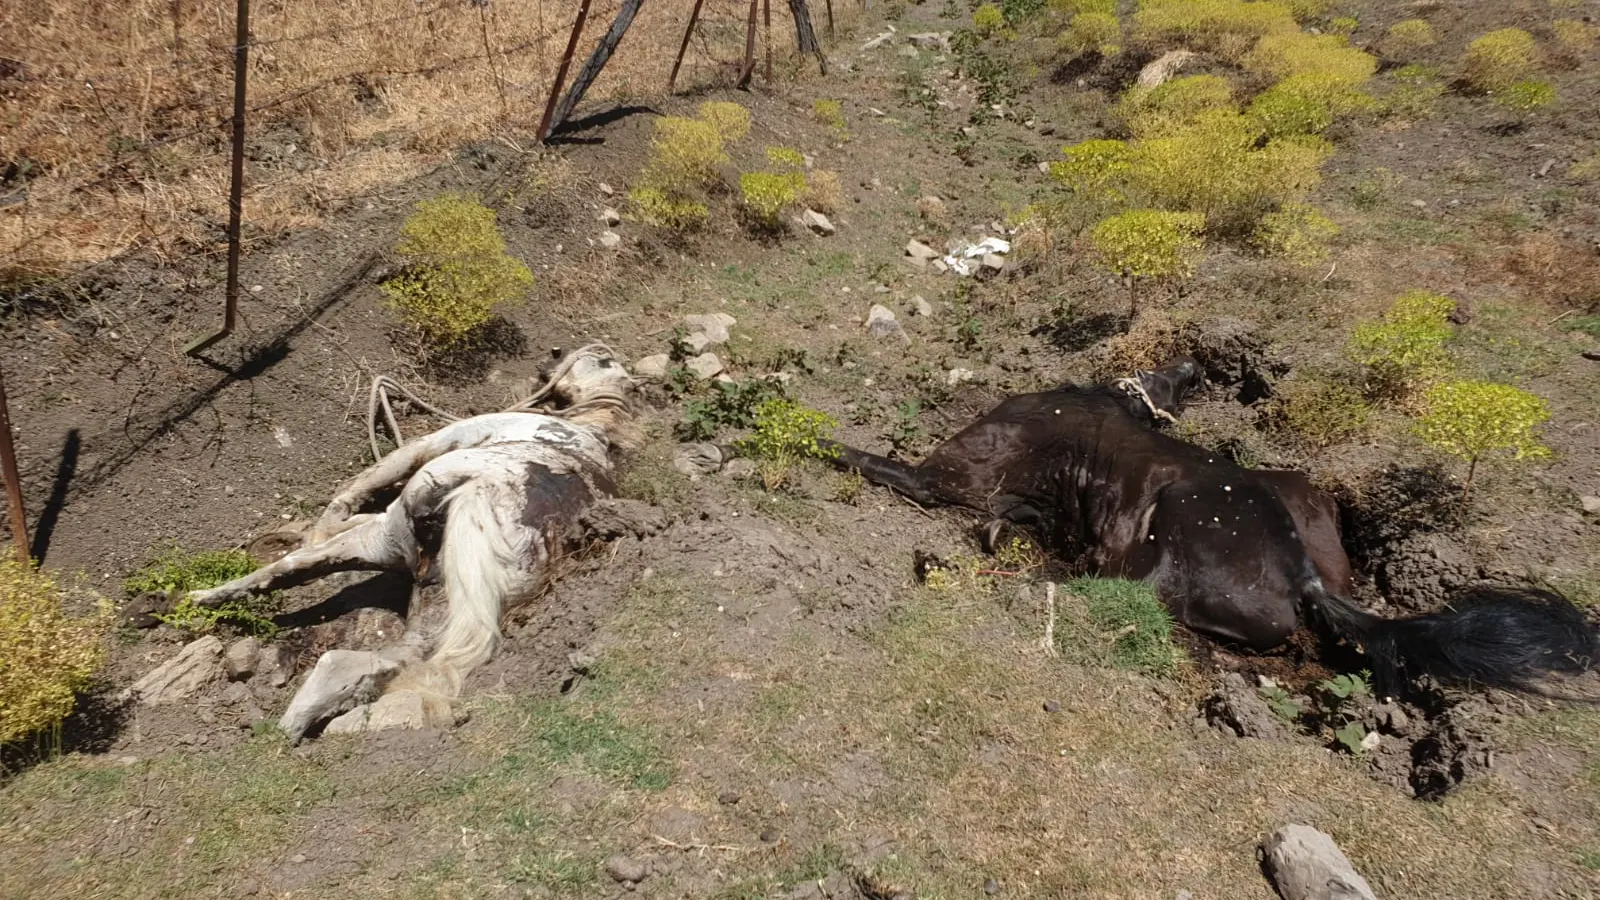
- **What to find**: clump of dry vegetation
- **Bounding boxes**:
[1461,28,1541,93]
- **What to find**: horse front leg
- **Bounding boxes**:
[189,508,418,608]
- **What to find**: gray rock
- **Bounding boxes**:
[633,354,671,379]
[1135,49,1197,89]
[683,332,713,353]
[604,853,650,884]
[906,239,939,261]
[723,458,758,480]
[686,353,724,380]
[126,636,224,705]
[684,312,736,344]
[323,691,438,735]
[979,252,1006,275]
[946,368,975,387]
[1261,825,1378,900]
[1581,495,1600,515]
[673,443,725,477]
[600,207,622,226]
[802,209,836,236]
[598,182,615,196]
[907,31,951,50]
[861,32,894,51]
[911,295,934,316]
[223,637,261,682]
[866,304,909,343]
[322,704,372,735]
[598,230,622,249]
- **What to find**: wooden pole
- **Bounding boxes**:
[183,0,248,356]
[738,0,759,89]
[547,0,647,137]
[825,0,833,36]
[538,0,592,142]
[668,0,706,92]
[764,0,772,83]
[0,362,29,562]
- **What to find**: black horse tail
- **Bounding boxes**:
[816,439,945,507]
[1301,581,1598,697]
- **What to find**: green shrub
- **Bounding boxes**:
[1049,0,1115,15]
[974,2,1008,35]
[1062,577,1184,675]
[812,100,849,141]
[766,145,806,169]
[1347,290,1455,398]
[1328,15,1358,36]
[1380,18,1436,58]
[1253,201,1338,265]
[739,171,806,230]
[1273,377,1370,446]
[380,194,533,348]
[1246,72,1373,136]
[1493,79,1555,113]
[154,596,280,638]
[1,558,113,745]
[678,377,788,441]
[1244,30,1377,83]
[1462,28,1538,93]
[1117,74,1235,138]
[124,546,259,595]
[1281,0,1332,19]
[1414,380,1551,501]
[1131,0,1298,56]
[1060,11,1123,56]
[697,100,752,143]
[736,398,841,490]
[628,186,710,230]
[1090,209,1206,317]
[1050,138,1134,204]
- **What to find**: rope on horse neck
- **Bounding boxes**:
[1112,376,1178,425]
[365,344,633,462]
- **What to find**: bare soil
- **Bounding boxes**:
[4,2,1600,899]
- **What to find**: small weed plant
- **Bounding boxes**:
[1493,79,1555,114]
[126,546,280,637]
[629,102,750,231]
[802,169,844,214]
[0,558,113,746]
[381,193,533,348]
[1462,28,1539,93]
[678,377,788,442]
[1379,65,1444,120]
[1049,0,1114,14]
[1553,20,1596,63]
[812,100,849,141]
[739,147,808,231]
[1413,380,1551,503]
[1347,290,1455,399]
[736,398,841,491]
[973,2,1009,36]
[1272,376,1370,447]
[1089,209,1206,318]
[1317,671,1371,755]
[1259,683,1303,723]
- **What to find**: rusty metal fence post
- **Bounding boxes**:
[538,0,592,142]
[184,0,250,356]
[0,362,29,562]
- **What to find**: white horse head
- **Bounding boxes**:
[524,344,642,450]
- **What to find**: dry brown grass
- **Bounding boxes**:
[1,0,855,277]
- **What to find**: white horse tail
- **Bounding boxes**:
[390,478,522,703]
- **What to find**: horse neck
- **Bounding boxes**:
[562,399,643,451]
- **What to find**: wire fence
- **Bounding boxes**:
[0,0,840,287]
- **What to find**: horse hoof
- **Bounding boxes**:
[246,529,307,565]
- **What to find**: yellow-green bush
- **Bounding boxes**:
[1131,0,1298,55]
[628,186,710,231]
[1117,74,1235,138]
[740,171,806,229]
[736,398,840,490]
[381,193,533,347]
[1380,18,1436,58]
[1253,201,1338,265]
[1462,28,1539,93]
[1493,79,1555,113]
[1244,30,1377,83]
[1347,290,1455,398]
[1050,138,1135,204]
[1327,15,1358,36]
[1413,380,1550,499]
[1281,0,1332,20]
[1,558,113,745]
[1090,209,1206,315]
[697,101,752,143]
[1246,72,1373,136]
[1060,11,1124,56]
[974,2,1008,35]
[1050,0,1115,15]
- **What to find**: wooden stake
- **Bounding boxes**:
[764,0,773,83]
[738,0,759,89]
[538,0,592,142]
[668,0,706,92]
[0,362,29,562]
[548,0,647,137]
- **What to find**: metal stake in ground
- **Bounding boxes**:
[738,0,760,89]
[184,0,249,357]
[547,0,647,138]
[0,362,29,562]
[537,0,593,142]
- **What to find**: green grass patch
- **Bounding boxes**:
[1060,577,1185,675]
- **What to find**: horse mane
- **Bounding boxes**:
[518,343,645,451]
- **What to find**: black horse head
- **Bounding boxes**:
[1101,356,1204,425]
